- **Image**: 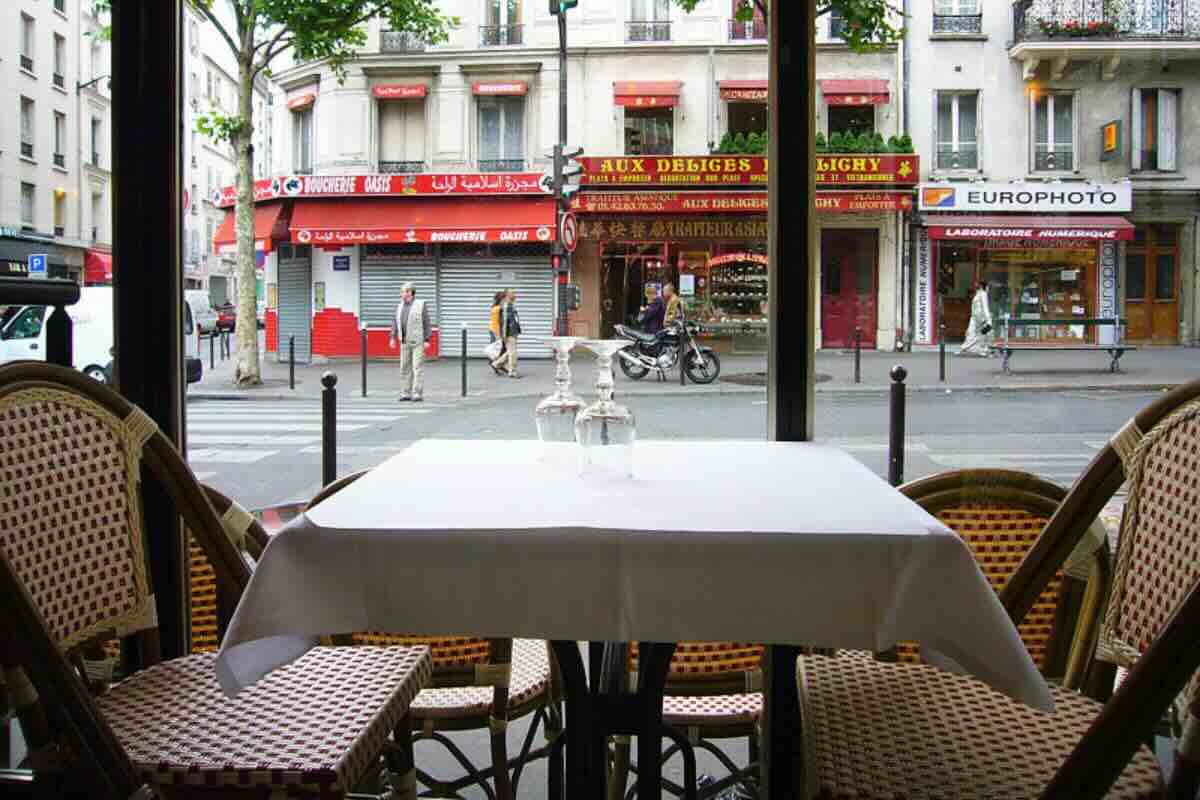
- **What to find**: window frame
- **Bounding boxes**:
[630,0,671,21]
[934,89,981,172]
[53,33,66,83]
[624,106,675,156]
[21,14,35,69]
[293,106,315,173]
[53,111,67,162]
[1029,90,1077,173]
[476,94,526,169]
[20,97,36,159]
[1131,87,1180,172]
[20,182,36,227]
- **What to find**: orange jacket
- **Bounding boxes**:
[489,303,502,337]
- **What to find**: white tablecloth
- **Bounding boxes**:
[216,439,1053,712]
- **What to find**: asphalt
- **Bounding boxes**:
[193,332,1198,402]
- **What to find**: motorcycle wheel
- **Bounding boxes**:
[684,348,721,384]
[618,353,650,381]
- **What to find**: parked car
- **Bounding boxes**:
[185,289,219,335]
[0,287,114,383]
[216,302,236,332]
[184,299,202,385]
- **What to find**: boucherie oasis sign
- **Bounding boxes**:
[577,155,919,186]
[213,172,548,208]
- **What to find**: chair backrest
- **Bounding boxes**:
[900,470,1109,685]
[628,642,765,695]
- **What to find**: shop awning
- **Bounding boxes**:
[287,93,316,111]
[472,81,528,96]
[288,197,557,245]
[614,81,682,108]
[819,79,890,106]
[925,215,1135,242]
[84,249,112,284]
[372,83,427,100]
[213,202,289,254]
[719,80,767,101]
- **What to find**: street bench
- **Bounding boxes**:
[996,317,1135,375]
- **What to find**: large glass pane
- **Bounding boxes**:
[1126,254,1147,300]
[502,97,523,159]
[479,98,501,160]
[1155,254,1175,300]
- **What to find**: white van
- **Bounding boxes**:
[0,287,114,382]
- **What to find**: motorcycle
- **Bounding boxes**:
[614,317,721,384]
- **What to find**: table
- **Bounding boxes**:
[216,440,1053,799]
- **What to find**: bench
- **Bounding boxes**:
[996,317,1135,375]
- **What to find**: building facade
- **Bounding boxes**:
[0,0,112,285]
[906,0,1200,346]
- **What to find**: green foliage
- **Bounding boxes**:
[732,132,748,153]
[716,131,736,153]
[746,131,761,153]
[672,0,904,51]
[195,111,249,145]
[855,132,873,153]
[828,131,845,152]
[894,133,914,153]
[815,132,828,153]
[871,132,886,152]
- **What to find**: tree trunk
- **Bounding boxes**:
[233,57,261,385]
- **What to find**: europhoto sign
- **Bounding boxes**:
[918,182,1132,213]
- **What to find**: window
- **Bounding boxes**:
[206,220,214,257]
[53,34,66,88]
[21,98,35,159]
[54,193,65,236]
[53,112,66,167]
[378,99,426,171]
[829,7,847,38]
[728,102,768,137]
[91,117,102,165]
[54,0,66,13]
[625,108,674,155]
[478,96,524,170]
[293,107,314,173]
[629,0,670,40]
[482,0,522,45]
[827,105,874,138]
[191,183,199,215]
[1133,88,1179,171]
[21,183,35,227]
[4,307,46,340]
[21,15,35,72]
[935,90,979,170]
[188,229,201,263]
[1032,92,1074,171]
[91,193,102,241]
[933,0,982,31]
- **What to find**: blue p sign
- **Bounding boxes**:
[28,253,47,279]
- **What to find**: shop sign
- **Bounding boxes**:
[572,191,767,213]
[1101,121,1121,162]
[293,225,555,246]
[578,217,768,241]
[721,88,768,101]
[213,172,548,207]
[472,81,528,96]
[287,93,316,111]
[815,156,917,185]
[816,191,913,212]
[708,252,769,267]
[929,225,1133,243]
[915,228,933,345]
[579,155,918,186]
[372,84,427,99]
[1096,242,1119,343]
[332,255,351,271]
[918,182,1132,212]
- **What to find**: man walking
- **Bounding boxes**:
[490,288,522,378]
[389,282,431,401]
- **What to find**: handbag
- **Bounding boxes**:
[483,339,503,360]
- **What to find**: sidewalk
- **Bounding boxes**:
[192,338,1197,402]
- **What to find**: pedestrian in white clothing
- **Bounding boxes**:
[389,282,432,401]
[957,280,994,357]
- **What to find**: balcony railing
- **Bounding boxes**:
[21,142,33,159]
[934,13,985,33]
[54,225,65,237]
[1034,149,1074,170]
[935,147,980,170]
[92,226,99,242]
[92,151,101,166]
[20,54,33,72]
[378,160,426,174]
[479,158,525,172]
[627,20,672,41]
[380,30,427,52]
[53,72,65,89]
[53,153,65,168]
[728,18,767,39]
[1012,0,1200,41]
[295,166,313,175]
[480,24,524,46]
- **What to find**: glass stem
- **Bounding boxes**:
[554,347,571,397]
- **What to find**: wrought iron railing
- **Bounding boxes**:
[934,13,985,32]
[53,153,65,168]
[935,147,980,170]
[1034,150,1074,170]
[728,18,767,39]
[480,24,524,46]
[21,142,33,159]
[478,158,525,172]
[54,225,65,237]
[627,21,672,41]
[378,160,426,174]
[294,166,313,175]
[92,151,101,166]
[380,30,427,52]
[0,276,77,367]
[20,54,33,72]
[1012,0,1200,41]
[53,72,65,88]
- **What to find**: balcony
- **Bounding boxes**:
[728,18,767,40]
[379,30,427,52]
[53,153,65,168]
[478,158,525,172]
[479,25,523,46]
[1034,149,1074,170]
[935,146,980,170]
[54,225,65,237]
[378,160,426,174]
[1011,0,1200,78]
[21,142,34,159]
[53,72,65,89]
[20,54,33,72]
[933,13,984,33]
[626,20,672,42]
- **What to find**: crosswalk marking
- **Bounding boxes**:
[193,471,216,481]
[297,444,409,455]
[188,422,372,432]
[189,448,280,464]
[188,434,319,445]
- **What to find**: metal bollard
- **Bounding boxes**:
[939,322,946,382]
[289,335,295,391]
[854,327,862,384]
[461,324,468,398]
[360,326,368,398]
[209,333,215,370]
[888,365,907,487]
[321,372,337,487]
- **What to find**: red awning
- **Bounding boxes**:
[373,84,427,100]
[819,79,890,106]
[287,93,316,111]
[84,250,112,284]
[213,202,289,254]
[289,197,557,245]
[614,81,682,108]
[719,80,767,101]
[472,81,528,96]
[925,215,1135,242]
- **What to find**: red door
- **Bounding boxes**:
[821,229,879,349]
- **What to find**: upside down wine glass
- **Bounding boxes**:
[535,336,585,444]
[575,339,636,479]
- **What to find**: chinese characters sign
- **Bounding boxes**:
[577,217,769,241]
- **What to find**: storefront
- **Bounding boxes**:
[916,182,1135,345]
[0,232,84,282]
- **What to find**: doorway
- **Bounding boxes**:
[1125,224,1180,344]
[820,228,878,348]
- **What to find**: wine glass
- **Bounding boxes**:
[535,336,585,445]
[575,339,636,480]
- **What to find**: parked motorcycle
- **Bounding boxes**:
[615,318,721,384]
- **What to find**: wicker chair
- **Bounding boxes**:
[307,470,563,800]
[795,378,1200,799]
[0,362,433,799]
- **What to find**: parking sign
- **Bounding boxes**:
[28,253,47,280]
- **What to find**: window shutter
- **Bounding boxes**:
[1157,89,1177,171]
[1130,88,1142,171]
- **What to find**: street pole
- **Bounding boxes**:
[553,7,570,336]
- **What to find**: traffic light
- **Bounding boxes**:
[554,145,584,210]
[550,0,579,13]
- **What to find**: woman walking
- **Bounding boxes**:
[488,291,507,375]
[491,289,522,378]
[957,280,994,357]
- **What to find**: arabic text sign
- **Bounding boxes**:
[213,173,548,208]
[292,225,555,246]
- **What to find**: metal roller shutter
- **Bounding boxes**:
[438,259,555,358]
[359,258,437,329]
[277,244,312,363]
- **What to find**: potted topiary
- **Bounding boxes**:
[733,132,748,153]
[871,132,887,153]
[816,132,828,153]
[855,132,873,153]
[746,131,762,153]
[828,131,846,152]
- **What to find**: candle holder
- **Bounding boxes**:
[575,339,636,479]
[535,336,585,444]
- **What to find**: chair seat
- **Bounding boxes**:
[662,692,761,727]
[98,646,431,794]
[411,638,550,720]
[796,654,1162,800]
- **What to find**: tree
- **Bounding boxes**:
[672,0,903,51]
